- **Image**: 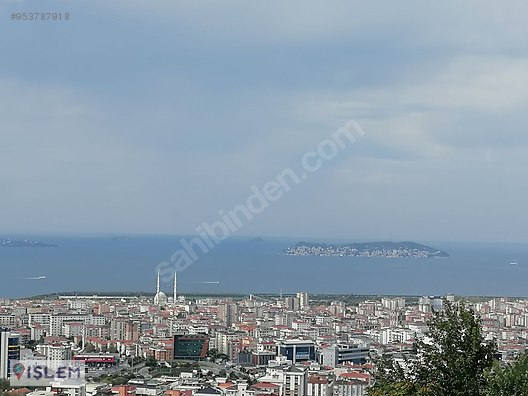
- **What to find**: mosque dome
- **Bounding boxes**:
[154,291,168,306]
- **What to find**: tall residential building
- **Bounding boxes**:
[0,328,21,380]
[329,301,346,316]
[36,343,73,369]
[381,298,405,311]
[49,314,105,336]
[215,331,241,356]
[29,313,51,327]
[110,318,130,340]
[284,297,300,311]
[296,292,310,310]
[418,296,443,313]
[219,303,238,327]
[284,366,308,396]
[0,315,15,327]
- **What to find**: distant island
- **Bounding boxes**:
[283,241,449,258]
[0,238,57,248]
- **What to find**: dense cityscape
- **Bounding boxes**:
[2,271,528,396]
[3,0,528,395]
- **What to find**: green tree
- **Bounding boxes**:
[485,353,528,396]
[415,301,496,395]
[216,353,229,361]
[0,379,12,396]
[368,382,424,396]
[112,376,131,385]
[371,301,497,396]
[145,356,157,367]
[371,354,428,396]
[0,380,10,391]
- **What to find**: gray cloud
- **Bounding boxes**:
[1,0,528,241]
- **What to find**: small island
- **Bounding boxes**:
[1,238,57,248]
[283,241,449,258]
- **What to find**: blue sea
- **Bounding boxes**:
[1,235,528,298]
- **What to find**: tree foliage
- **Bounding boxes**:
[484,353,528,396]
[145,356,157,367]
[371,301,497,396]
[368,382,424,396]
[0,380,10,391]
[0,379,12,396]
[414,301,496,395]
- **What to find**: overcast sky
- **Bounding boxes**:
[2,0,528,242]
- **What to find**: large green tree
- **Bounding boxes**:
[371,301,497,396]
[414,301,497,395]
[485,353,528,396]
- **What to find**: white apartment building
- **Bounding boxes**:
[29,313,51,327]
[381,298,406,311]
[284,366,308,396]
[380,328,414,345]
[296,293,310,310]
[48,381,86,396]
[308,375,333,396]
[0,315,15,327]
[36,343,73,362]
[30,324,47,341]
[333,380,367,396]
[64,322,84,338]
[50,315,105,336]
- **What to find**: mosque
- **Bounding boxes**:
[153,269,177,306]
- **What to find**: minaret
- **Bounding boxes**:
[156,269,160,295]
[173,271,177,303]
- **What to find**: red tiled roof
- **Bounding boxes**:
[308,375,329,384]
[252,382,280,389]
[339,372,370,381]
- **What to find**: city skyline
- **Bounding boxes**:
[2,2,528,395]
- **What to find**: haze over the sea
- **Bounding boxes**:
[1,236,527,298]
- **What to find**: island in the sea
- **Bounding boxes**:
[1,238,57,248]
[283,241,449,258]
